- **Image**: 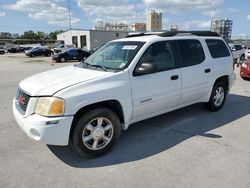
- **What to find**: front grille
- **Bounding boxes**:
[16,89,30,113]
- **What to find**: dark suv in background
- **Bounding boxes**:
[25,47,53,57]
[52,48,90,62]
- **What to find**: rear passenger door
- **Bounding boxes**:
[176,39,214,104]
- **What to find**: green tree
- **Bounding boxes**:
[48,30,64,40]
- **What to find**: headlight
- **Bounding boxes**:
[241,63,247,68]
[35,97,65,117]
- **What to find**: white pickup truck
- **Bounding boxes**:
[13,31,235,157]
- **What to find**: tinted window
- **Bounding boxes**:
[206,39,230,58]
[234,45,243,51]
[68,49,78,56]
[138,41,176,72]
[176,40,205,67]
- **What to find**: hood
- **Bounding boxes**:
[25,49,32,54]
[19,66,112,96]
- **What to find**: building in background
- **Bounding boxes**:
[131,23,146,32]
[57,29,128,51]
[0,32,12,39]
[12,33,19,39]
[146,10,162,31]
[169,25,179,31]
[211,18,233,42]
[94,21,129,31]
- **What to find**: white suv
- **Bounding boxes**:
[13,31,236,157]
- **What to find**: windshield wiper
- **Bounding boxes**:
[81,61,107,72]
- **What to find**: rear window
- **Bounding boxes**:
[234,45,243,51]
[206,39,230,58]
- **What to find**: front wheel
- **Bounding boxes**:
[60,57,66,62]
[71,107,121,157]
[204,82,227,111]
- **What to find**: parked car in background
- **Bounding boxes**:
[0,48,6,55]
[245,47,250,59]
[52,48,90,62]
[8,47,18,53]
[230,44,245,62]
[53,44,66,53]
[240,59,250,80]
[25,47,53,57]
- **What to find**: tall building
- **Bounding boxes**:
[131,23,146,31]
[211,18,233,42]
[146,10,162,31]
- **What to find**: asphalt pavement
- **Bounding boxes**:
[0,53,250,188]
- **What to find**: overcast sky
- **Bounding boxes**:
[0,0,250,38]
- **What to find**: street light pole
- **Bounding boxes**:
[68,0,72,30]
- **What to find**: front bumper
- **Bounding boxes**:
[13,99,74,145]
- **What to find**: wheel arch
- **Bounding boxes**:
[69,100,124,141]
[214,75,229,92]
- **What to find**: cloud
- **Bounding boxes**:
[203,9,220,17]
[143,0,223,13]
[247,15,250,21]
[4,0,80,26]
[227,8,238,13]
[179,20,211,30]
[76,0,145,24]
[0,12,6,17]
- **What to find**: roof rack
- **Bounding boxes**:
[126,31,220,38]
[126,33,156,38]
[159,31,220,37]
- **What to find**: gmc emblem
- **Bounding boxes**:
[18,95,26,105]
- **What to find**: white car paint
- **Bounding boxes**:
[13,34,235,146]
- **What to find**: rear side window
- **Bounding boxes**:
[176,40,205,67]
[206,39,230,58]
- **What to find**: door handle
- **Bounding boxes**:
[204,68,211,73]
[171,75,179,80]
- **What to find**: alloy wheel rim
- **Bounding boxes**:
[82,117,114,151]
[213,87,225,107]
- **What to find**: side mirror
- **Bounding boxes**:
[134,63,157,76]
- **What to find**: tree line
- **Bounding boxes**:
[17,30,64,40]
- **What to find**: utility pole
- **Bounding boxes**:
[68,0,72,30]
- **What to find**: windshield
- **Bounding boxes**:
[83,41,145,71]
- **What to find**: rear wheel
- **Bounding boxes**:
[71,107,121,157]
[204,82,227,111]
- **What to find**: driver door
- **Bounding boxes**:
[130,41,181,120]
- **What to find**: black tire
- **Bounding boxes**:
[60,57,66,62]
[204,82,227,112]
[71,107,121,158]
[30,54,35,57]
[240,54,245,61]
